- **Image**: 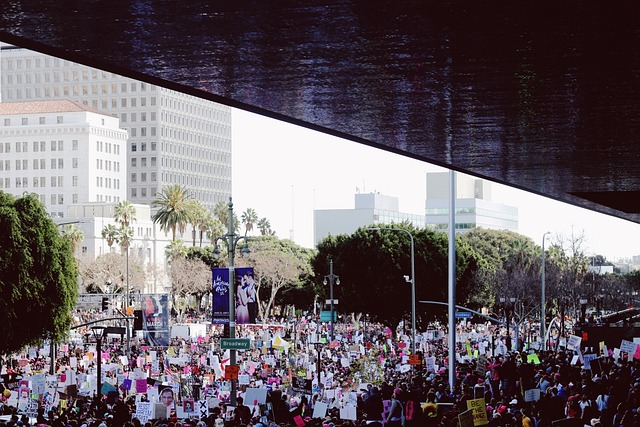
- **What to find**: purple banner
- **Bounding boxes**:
[212,267,256,324]
[212,268,230,324]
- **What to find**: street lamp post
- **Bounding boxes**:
[323,259,340,341]
[213,197,250,406]
[91,326,106,402]
[541,231,551,351]
[367,227,416,354]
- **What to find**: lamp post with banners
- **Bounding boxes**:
[212,197,250,406]
[323,259,340,341]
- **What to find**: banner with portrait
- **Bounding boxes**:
[142,294,170,346]
[212,267,256,325]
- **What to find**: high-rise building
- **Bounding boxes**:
[425,172,519,233]
[314,192,426,246]
[0,43,232,211]
[0,100,127,217]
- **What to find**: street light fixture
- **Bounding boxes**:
[367,227,416,354]
[322,258,340,341]
[91,326,106,402]
[541,231,551,350]
[212,197,250,406]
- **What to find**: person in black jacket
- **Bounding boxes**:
[363,387,384,424]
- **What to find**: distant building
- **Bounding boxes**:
[314,192,425,246]
[1,43,232,210]
[0,100,127,217]
[63,202,172,294]
[425,172,519,233]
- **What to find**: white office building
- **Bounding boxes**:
[0,42,232,211]
[314,192,426,246]
[425,172,519,233]
[0,100,127,217]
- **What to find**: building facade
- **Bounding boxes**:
[0,43,232,211]
[314,192,426,246]
[425,172,519,233]
[0,100,127,216]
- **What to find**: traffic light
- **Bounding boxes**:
[101,297,109,311]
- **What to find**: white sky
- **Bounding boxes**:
[232,108,640,262]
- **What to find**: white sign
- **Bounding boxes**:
[135,402,153,423]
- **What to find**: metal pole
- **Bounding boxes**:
[541,231,550,351]
[126,248,131,357]
[330,259,335,341]
[227,198,237,406]
[409,233,416,354]
[448,170,456,393]
[96,336,102,402]
[366,227,415,354]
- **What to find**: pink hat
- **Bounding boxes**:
[394,388,403,396]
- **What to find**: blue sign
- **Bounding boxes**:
[455,311,472,319]
[319,311,337,322]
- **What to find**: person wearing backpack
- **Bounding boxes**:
[385,388,405,427]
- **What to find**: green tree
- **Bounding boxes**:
[101,224,119,250]
[0,192,78,355]
[241,208,259,236]
[61,224,84,255]
[257,217,275,236]
[114,200,136,229]
[313,224,482,327]
[152,184,192,241]
[237,236,315,320]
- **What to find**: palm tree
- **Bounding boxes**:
[61,225,84,255]
[101,224,119,252]
[241,208,259,236]
[213,200,229,226]
[114,200,137,229]
[186,199,208,246]
[257,217,272,236]
[151,184,192,241]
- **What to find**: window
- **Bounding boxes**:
[131,173,137,183]
[40,159,46,169]
[51,177,57,187]
[33,177,38,187]
[141,188,147,197]
[58,176,63,187]
[3,119,9,126]
[58,140,64,151]
[73,158,78,168]
[58,159,64,169]
[131,188,137,197]
[73,176,78,187]
[22,160,28,170]
[39,117,45,124]
[51,195,57,205]
[33,141,39,152]
[16,141,21,152]
[141,142,146,151]
[141,157,147,167]
[141,172,147,182]
[16,160,21,171]
[131,143,137,152]
[22,118,28,125]
[40,141,46,151]
[131,158,137,167]
[33,159,39,169]
[40,177,46,187]
[51,159,57,169]
[22,141,28,152]
[72,140,78,150]
[51,140,57,151]
[73,194,78,203]
[57,116,63,124]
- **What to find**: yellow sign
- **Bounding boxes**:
[466,398,488,426]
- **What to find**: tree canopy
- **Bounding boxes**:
[313,224,482,327]
[0,192,78,355]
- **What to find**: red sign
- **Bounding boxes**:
[224,365,239,380]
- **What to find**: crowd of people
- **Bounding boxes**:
[1,311,640,427]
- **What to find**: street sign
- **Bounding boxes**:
[319,311,337,322]
[224,365,239,380]
[220,338,251,350]
[455,311,472,319]
[325,299,339,305]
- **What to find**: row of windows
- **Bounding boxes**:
[130,172,157,183]
[96,177,122,189]
[130,140,157,152]
[0,139,77,153]
[1,176,69,189]
[96,140,121,155]
[161,172,232,190]
[96,159,120,172]
[131,157,157,168]
[3,116,64,126]
[0,158,77,171]
[426,206,519,222]
[130,187,156,198]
